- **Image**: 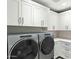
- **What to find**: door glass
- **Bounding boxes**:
[10,39,38,59]
[41,37,54,55]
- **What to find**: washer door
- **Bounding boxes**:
[41,37,54,55]
[10,39,38,59]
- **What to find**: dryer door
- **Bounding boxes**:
[41,37,54,55]
[9,39,38,59]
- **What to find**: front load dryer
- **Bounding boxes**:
[7,33,39,59]
[38,32,54,59]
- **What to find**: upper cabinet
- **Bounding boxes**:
[47,10,59,30]
[7,0,19,26]
[33,4,49,27]
[47,10,71,31]
[59,10,71,30]
[21,1,33,26]
[7,0,49,27]
[7,0,71,30]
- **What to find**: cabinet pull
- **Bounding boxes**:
[18,17,21,25]
[22,17,24,25]
[65,25,68,30]
[52,26,55,30]
[41,20,44,26]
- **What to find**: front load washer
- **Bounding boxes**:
[7,33,39,59]
[38,32,54,59]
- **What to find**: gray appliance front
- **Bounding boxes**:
[39,32,54,59]
[8,34,39,59]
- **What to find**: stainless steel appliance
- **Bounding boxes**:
[8,33,39,59]
[38,32,54,59]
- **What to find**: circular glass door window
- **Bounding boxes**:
[41,37,54,55]
[10,39,38,59]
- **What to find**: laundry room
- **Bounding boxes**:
[7,0,71,59]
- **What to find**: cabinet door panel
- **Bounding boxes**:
[33,6,41,27]
[7,0,19,25]
[40,8,49,27]
[33,5,48,27]
[48,11,58,30]
[59,10,71,30]
[22,2,33,26]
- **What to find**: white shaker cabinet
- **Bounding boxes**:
[47,10,58,30]
[33,5,49,27]
[59,10,71,30]
[7,0,24,26]
[21,0,49,27]
[7,0,20,26]
[33,5,42,27]
[21,2,33,26]
[28,0,49,27]
[22,0,49,27]
[7,0,33,26]
[7,0,48,27]
[48,10,71,31]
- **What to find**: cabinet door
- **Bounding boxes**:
[47,11,58,30]
[22,2,33,26]
[7,0,19,26]
[33,6,42,27]
[40,7,49,27]
[33,5,48,27]
[59,10,71,30]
